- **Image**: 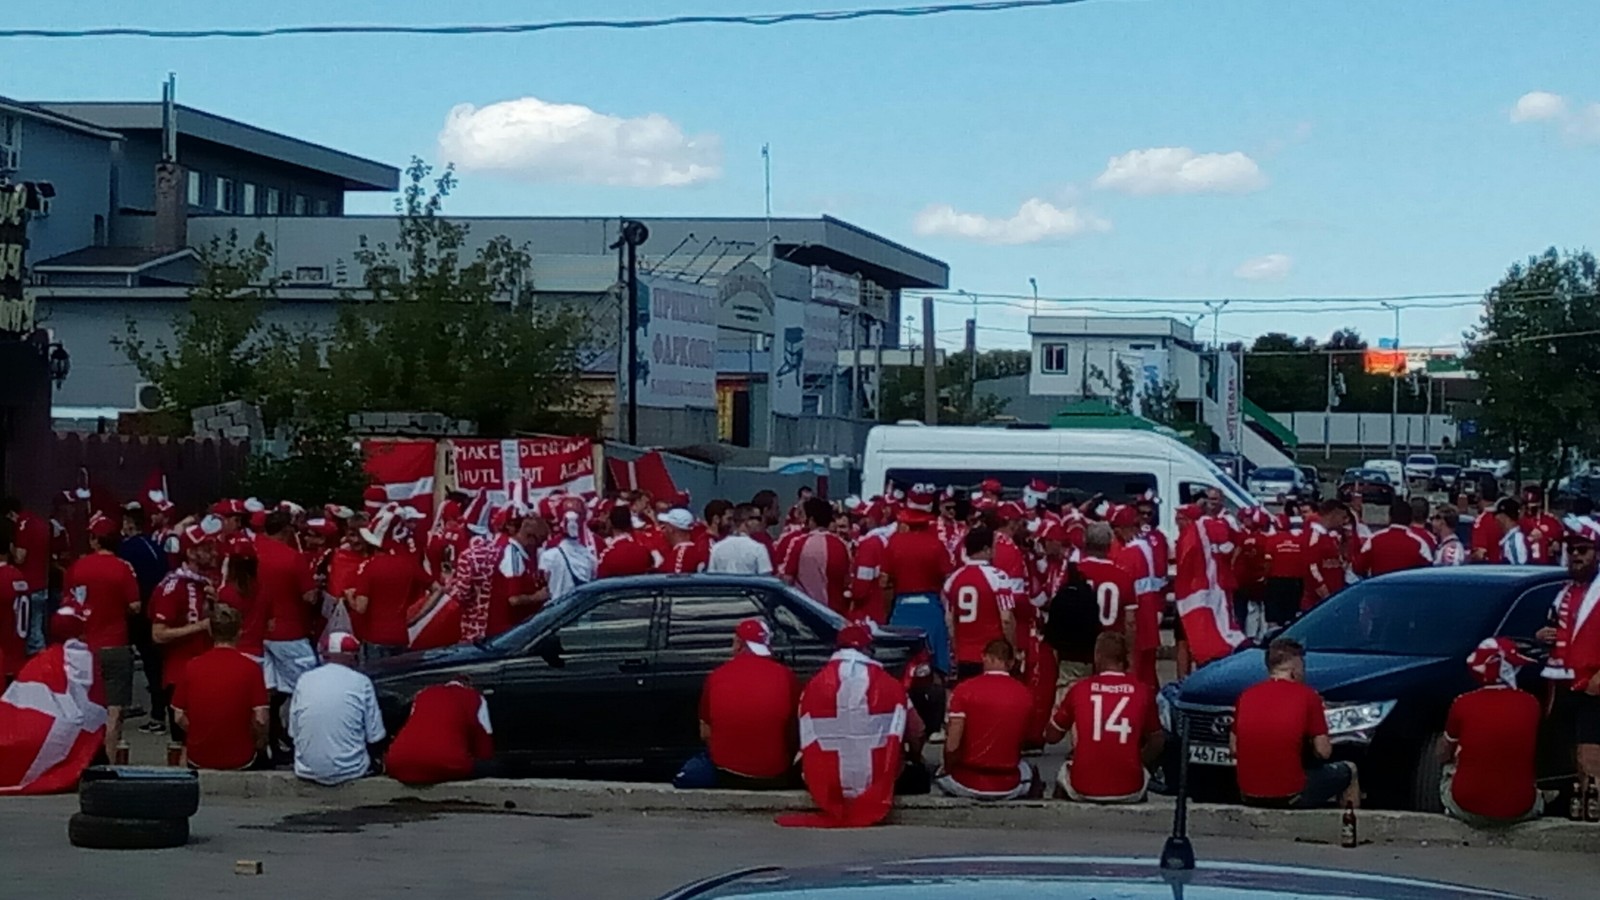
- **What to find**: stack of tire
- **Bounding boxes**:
[69,767,199,850]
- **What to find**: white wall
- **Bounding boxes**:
[1271,411,1458,451]
[1030,335,1201,401]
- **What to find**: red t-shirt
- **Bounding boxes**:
[0,562,28,678]
[149,569,213,688]
[782,531,853,615]
[65,552,141,651]
[946,670,1032,793]
[1470,512,1503,564]
[1359,525,1434,577]
[1234,678,1329,799]
[661,536,711,575]
[172,647,268,770]
[596,534,658,579]
[699,652,800,779]
[881,527,953,596]
[486,543,546,639]
[1077,556,1137,636]
[218,583,267,657]
[386,682,495,785]
[355,551,432,647]
[1266,530,1304,580]
[327,545,366,600]
[1050,671,1159,799]
[1301,525,1346,609]
[257,535,315,642]
[13,511,51,593]
[1445,686,1542,819]
[942,562,1015,665]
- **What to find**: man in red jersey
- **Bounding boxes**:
[1233,507,1273,639]
[936,639,1037,800]
[353,507,436,659]
[151,524,218,741]
[1521,486,1563,566]
[659,508,710,574]
[1046,632,1162,803]
[424,493,475,584]
[1077,523,1137,657]
[1232,638,1359,809]
[942,527,1017,683]
[597,506,660,578]
[1438,638,1543,826]
[1302,500,1352,610]
[1555,517,1600,814]
[1113,520,1165,691]
[1265,510,1306,627]
[63,512,141,754]
[674,619,800,789]
[848,499,898,623]
[782,498,853,616]
[385,678,498,785]
[882,486,955,678]
[1356,500,1435,577]
[0,523,28,685]
[485,510,550,640]
[1469,491,1504,563]
[173,605,269,770]
[4,496,52,656]
[255,509,318,760]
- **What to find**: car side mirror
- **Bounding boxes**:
[531,636,565,668]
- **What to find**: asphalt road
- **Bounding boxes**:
[0,795,1586,899]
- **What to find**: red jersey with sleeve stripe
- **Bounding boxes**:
[942,562,1016,665]
[991,533,1032,631]
[881,527,954,596]
[1563,577,1600,690]
[1201,514,1242,593]
[150,567,213,688]
[0,562,28,678]
[65,551,141,651]
[13,510,51,593]
[772,529,804,575]
[596,532,659,579]
[1410,523,1440,554]
[1113,542,1164,656]
[782,530,853,615]
[1445,685,1542,820]
[384,681,496,786]
[1049,671,1159,799]
[1358,525,1435,577]
[850,525,895,602]
[1076,556,1137,637]
[661,536,711,574]
[487,541,546,639]
[1470,511,1503,563]
[1521,513,1562,565]
[945,670,1032,793]
[1233,678,1329,799]
[1301,522,1346,609]
[257,534,316,642]
[425,521,474,583]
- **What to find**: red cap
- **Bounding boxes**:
[87,511,119,540]
[1108,505,1139,528]
[181,523,218,551]
[735,618,773,657]
[898,484,936,524]
[836,623,873,651]
[1176,504,1204,522]
[321,630,360,656]
[995,501,1026,523]
[248,510,267,533]
[970,494,997,513]
[303,517,339,539]
[212,498,246,517]
[362,486,388,511]
[226,535,257,560]
[980,478,1002,495]
[1037,520,1069,544]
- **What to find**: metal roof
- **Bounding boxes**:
[0,95,122,141]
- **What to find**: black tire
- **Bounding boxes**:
[1408,731,1447,814]
[79,769,199,820]
[67,813,189,850]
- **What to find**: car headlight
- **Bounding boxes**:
[1324,700,1396,739]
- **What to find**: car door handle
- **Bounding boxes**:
[480,687,495,696]
[618,657,650,673]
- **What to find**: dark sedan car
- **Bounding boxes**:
[1173,567,1574,811]
[657,857,1526,899]
[1337,467,1396,507]
[365,575,931,777]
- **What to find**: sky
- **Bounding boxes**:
[5,0,1598,354]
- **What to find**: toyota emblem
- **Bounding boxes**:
[1211,715,1235,738]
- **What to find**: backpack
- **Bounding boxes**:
[1043,562,1100,662]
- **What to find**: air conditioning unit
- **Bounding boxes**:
[134,382,166,413]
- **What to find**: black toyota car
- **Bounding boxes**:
[1172,567,1574,811]
[365,574,932,778]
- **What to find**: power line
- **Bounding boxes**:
[0,0,1094,40]
[926,287,1597,310]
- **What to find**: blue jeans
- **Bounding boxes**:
[673,751,719,789]
[25,589,50,655]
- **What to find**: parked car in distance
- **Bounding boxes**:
[1296,465,1323,502]
[1557,472,1600,506]
[1470,458,1514,479]
[1173,567,1574,812]
[1404,453,1439,481]
[1362,459,1409,498]
[1337,468,1396,507]
[365,575,933,778]
[1245,466,1308,504]
[1432,463,1461,492]
[1457,468,1501,500]
[1206,452,1252,485]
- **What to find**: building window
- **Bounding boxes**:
[0,113,20,170]
[313,198,330,216]
[292,194,308,216]
[1041,343,1070,374]
[265,187,281,215]
[186,170,203,205]
[241,183,257,215]
[1129,342,1157,350]
[214,176,235,212]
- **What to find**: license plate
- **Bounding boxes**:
[1188,744,1235,766]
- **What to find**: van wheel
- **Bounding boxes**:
[1408,732,1447,814]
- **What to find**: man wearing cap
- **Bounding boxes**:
[173,604,270,770]
[659,508,710,574]
[937,638,1038,801]
[707,503,775,576]
[847,499,897,622]
[288,631,387,785]
[150,524,219,740]
[674,618,800,790]
[1302,500,1352,611]
[352,507,436,660]
[1495,498,1530,565]
[1551,516,1600,818]
[63,512,142,755]
[1521,487,1563,566]
[881,486,956,676]
[781,498,853,616]
[1437,638,1543,827]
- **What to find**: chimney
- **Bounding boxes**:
[151,74,186,252]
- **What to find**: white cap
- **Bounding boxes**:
[659,508,695,531]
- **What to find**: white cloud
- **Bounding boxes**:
[1234,253,1293,281]
[1511,91,1567,123]
[1093,147,1268,196]
[911,198,1110,245]
[438,97,721,187]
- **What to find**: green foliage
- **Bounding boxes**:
[1140,376,1183,426]
[239,421,369,510]
[1242,327,1427,415]
[879,349,1019,424]
[1464,247,1600,481]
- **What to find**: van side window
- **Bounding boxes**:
[884,469,1156,505]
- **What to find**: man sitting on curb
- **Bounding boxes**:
[674,618,799,789]
[1045,632,1162,803]
[385,678,498,786]
[1439,638,1544,827]
[174,605,270,770]
[1233,638,1359,810]
[935,638,1039,800]
[289,631,387,786]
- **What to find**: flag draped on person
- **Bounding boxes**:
[777,639,908,829]
[0,639,107,795]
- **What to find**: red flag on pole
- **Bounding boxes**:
[362,440,437,522]
[606,450,678,501]
[776,650,908,828]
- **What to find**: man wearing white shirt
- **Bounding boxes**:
[1496,498,1530,565]
[289,631,386,786]
[1432,506,1467,566]
[539,510,597,602]
[708,504,774,575]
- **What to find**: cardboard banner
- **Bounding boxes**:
[452,436,596,504]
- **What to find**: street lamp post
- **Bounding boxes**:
[1383,301,1401,459]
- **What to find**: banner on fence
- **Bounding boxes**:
[361,440,437,520]
[451,436,596,504]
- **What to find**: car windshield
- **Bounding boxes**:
[1250,468,1297,481]
[1344,469,1389,483]
[1282,579,1510,657]
[1437,465,1460,474]
[1406,455,1437,465]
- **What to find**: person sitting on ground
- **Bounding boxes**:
[935,638,1039,800]
[674,618,799,789]
[173,604,270,770]
[1439,638,1544,827]
[1232,638,1360,809]
[384,678,498,786]
[1045,631,1163,803]
[288,631,387,786]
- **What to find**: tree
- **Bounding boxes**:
[239,420,368,509]
[1140,376,1182,426]
[878,349,1020,424]
[1465,248,1600,482]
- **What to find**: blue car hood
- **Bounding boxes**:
[1179,649,1453,707]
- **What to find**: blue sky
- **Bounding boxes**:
[6,0,1598,352]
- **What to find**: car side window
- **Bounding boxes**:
[666,591,769,652]
[1498,583,1560,640]
[770,600,827,652]
[553,595,656,655]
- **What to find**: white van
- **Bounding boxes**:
[860,424,1255,540]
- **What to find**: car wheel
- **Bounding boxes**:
[78,768,200,820]
[67,813,190,850]
[1408,732,1447,814]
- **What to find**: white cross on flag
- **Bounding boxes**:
[777,650,908,828]
[0,640,107,795]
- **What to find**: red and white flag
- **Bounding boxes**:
[406,590,463,651]
[363,440,437,522]
[1174,517,1246,667]
[0,640,107,795]
[606,450,678,501]
[777,649,907,828]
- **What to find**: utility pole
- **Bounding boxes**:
[613,220,650,445]
[1324,350,1334,460]
[965,317,977,412]
[1383,301,1400,459]
[922,296,938,425]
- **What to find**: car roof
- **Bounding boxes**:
[1361,565,1567,589]
[570,572,786,595]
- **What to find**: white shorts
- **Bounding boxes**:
[934,762,1036,801]
[263,639,318,693]
[1056,761,1150,804]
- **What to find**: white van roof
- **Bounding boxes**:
[866,424,1202,463]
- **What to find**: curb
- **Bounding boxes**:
[198,771,1600,854]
